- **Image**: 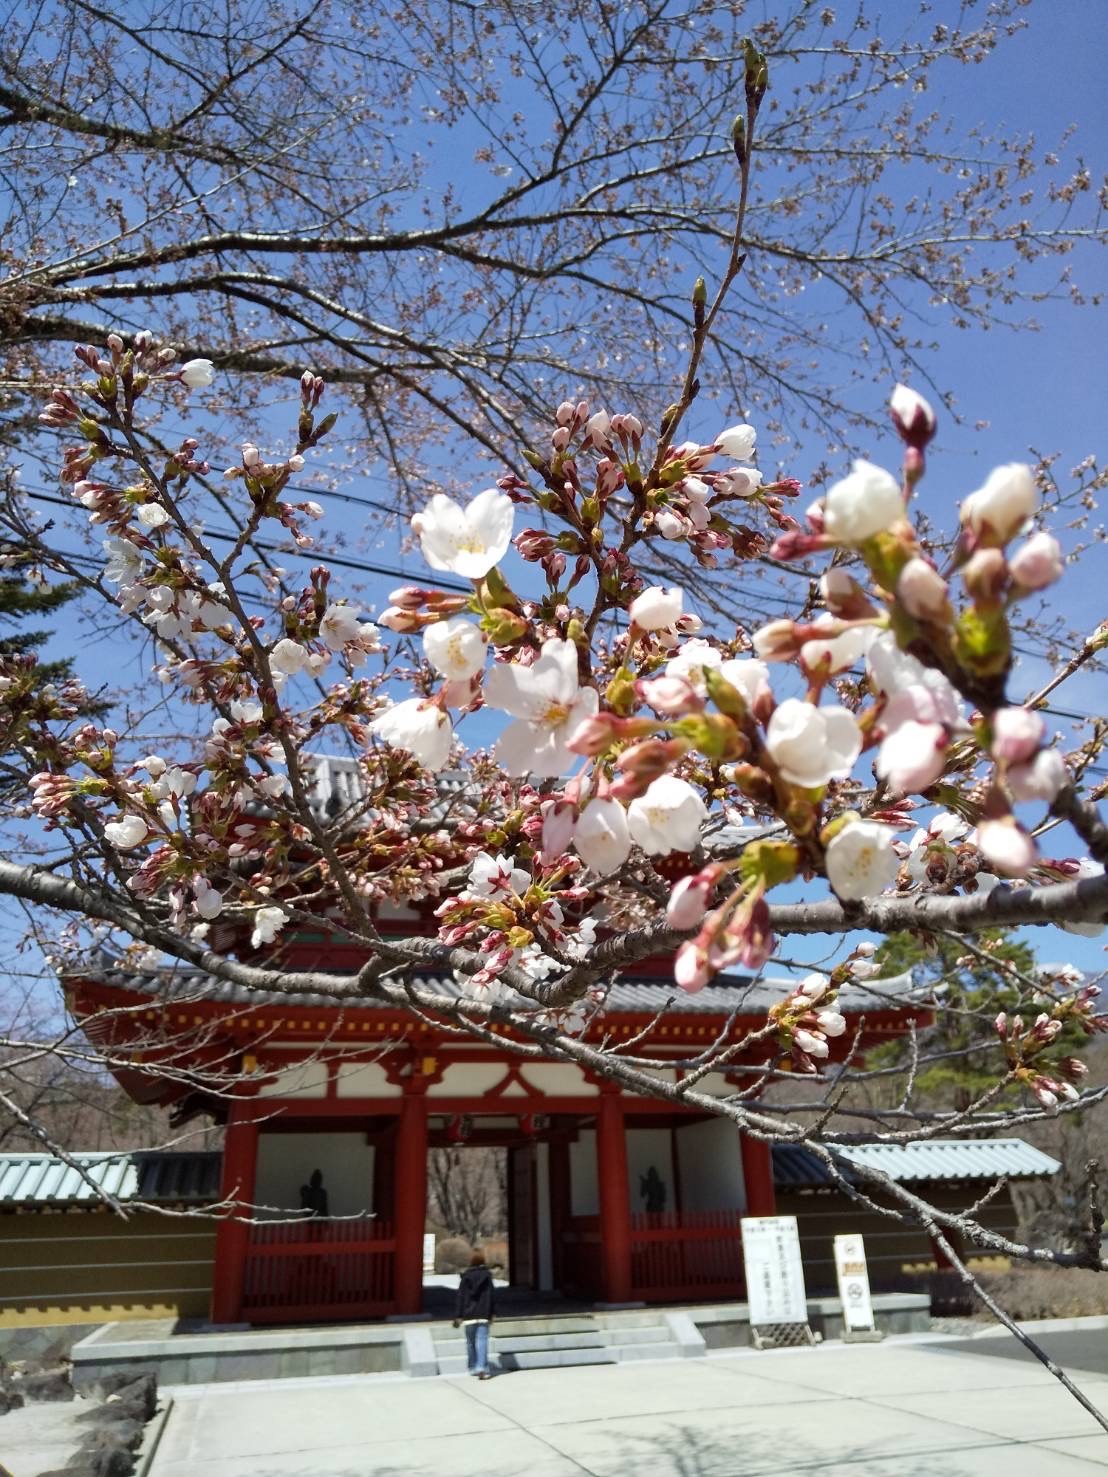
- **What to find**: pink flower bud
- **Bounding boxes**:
[540,799,576,858]
[977,816,1037,876]
[666,872,717,930]
[242,444,261,468]
[1008,748,1068,803]
[890,383,937,449]
[896,557,950,621]
[991,707,1044,765]
[567,712,624,756]
[794,1029,830,1059]
[674,939,712,994]
[962,548,1008,604]
[636,675,703,716]
[1009,531,1063,591]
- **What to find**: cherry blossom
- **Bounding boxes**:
[574,798,632,874]
[991,707,1045,765]
[370,698,453,772]
[629,585,683,630]
[269,638,311,677]
[961,463,1039,545]
[715,423,757,460]
[896,558,950,621]
[103,815,149,849]
[764,700,862,788]
[824,821,899,901]
[664,638,724,693]
[822,459,904,543]
[1010,531,1063,590]
[423,617,487,681]
[1008,748,1068,804]
[484,638,598,777]
[250,906,288,949]
[179,359,215,388]
[875,719,948,795]
[467,852,531,897]
[627,776,707,855]
[319,603,370,651]
[976,817,1037,876]
[411,489,514,578]
[889,383,937,447]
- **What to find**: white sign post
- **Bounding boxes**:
[422,1232,436,1276]
[833,1232,882,1341]
[741,1215,814,1347]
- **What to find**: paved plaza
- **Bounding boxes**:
[137,1323,1108,1477]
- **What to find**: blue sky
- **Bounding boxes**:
[10,2,1107,987]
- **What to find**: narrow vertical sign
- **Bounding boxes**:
[833,1232,875,1331]
[741,1215,808,1326]
[423,1231,437,1275]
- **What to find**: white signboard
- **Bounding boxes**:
[741,1215,809,1326]
[834,1233,876,1332]
[422,1232,436,1275]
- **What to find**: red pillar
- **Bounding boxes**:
[740,1134,777,1218]
[211,1105,259,1323]
[596,1089,632,1303]
[393,1083,429,1313]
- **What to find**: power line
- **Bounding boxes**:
[13,488,469,594]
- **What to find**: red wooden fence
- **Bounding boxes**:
[629,1208,745,1301]
[242,1218,396,1322]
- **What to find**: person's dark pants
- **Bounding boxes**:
[465,1322,490,1374]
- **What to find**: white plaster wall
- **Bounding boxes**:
[255,1057,329,1099]
[626,1127,675,1215]
[333,1060,398,1098]
[535,1141,553,1291]
[675,1118,747,1213]
[519,1063,597,1096]
[569,1129,598,1216]
[255,1131,374,1218]
[426,1062,508,1098]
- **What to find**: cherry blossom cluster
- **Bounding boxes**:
[9,330,1104,1099]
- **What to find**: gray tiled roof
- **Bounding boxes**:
[773,1138,1060,1189]
[0,1150,221,1208]
[78,962,919,1017]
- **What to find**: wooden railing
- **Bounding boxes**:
[629,1208,745,1301]
[558,1214,603,1299]
[242,1217,396,1322]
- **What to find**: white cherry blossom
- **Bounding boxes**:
[370,698,453,772]
[961,463,1039,545]
[574,798,632,873]
[484,638,598,777]
[269,638,310,677]
[875,719,947,795]
[765,700,862,788]
[627,776,707,855]
[629,585,683,630]
[824,820,899,901]
[251,905,288,948]
[411,489,514,578]
[103,815,149,849]
[468,852,530,897]
[798,617,875,676]
[423,617,487,681]
[822,459,904,543]
[1008,748,1068,804]
[319,603,368,651]
[664,638,724,694]
[179,358,215,388]
[715,423,757,461]
[716,657,772,708]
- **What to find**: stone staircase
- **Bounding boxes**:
[431,1310,686,1375]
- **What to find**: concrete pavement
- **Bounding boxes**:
[143,1327,1108,1476]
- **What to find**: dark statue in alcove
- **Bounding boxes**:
[640,1165,667,1214]
[299,1168,330,1218]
